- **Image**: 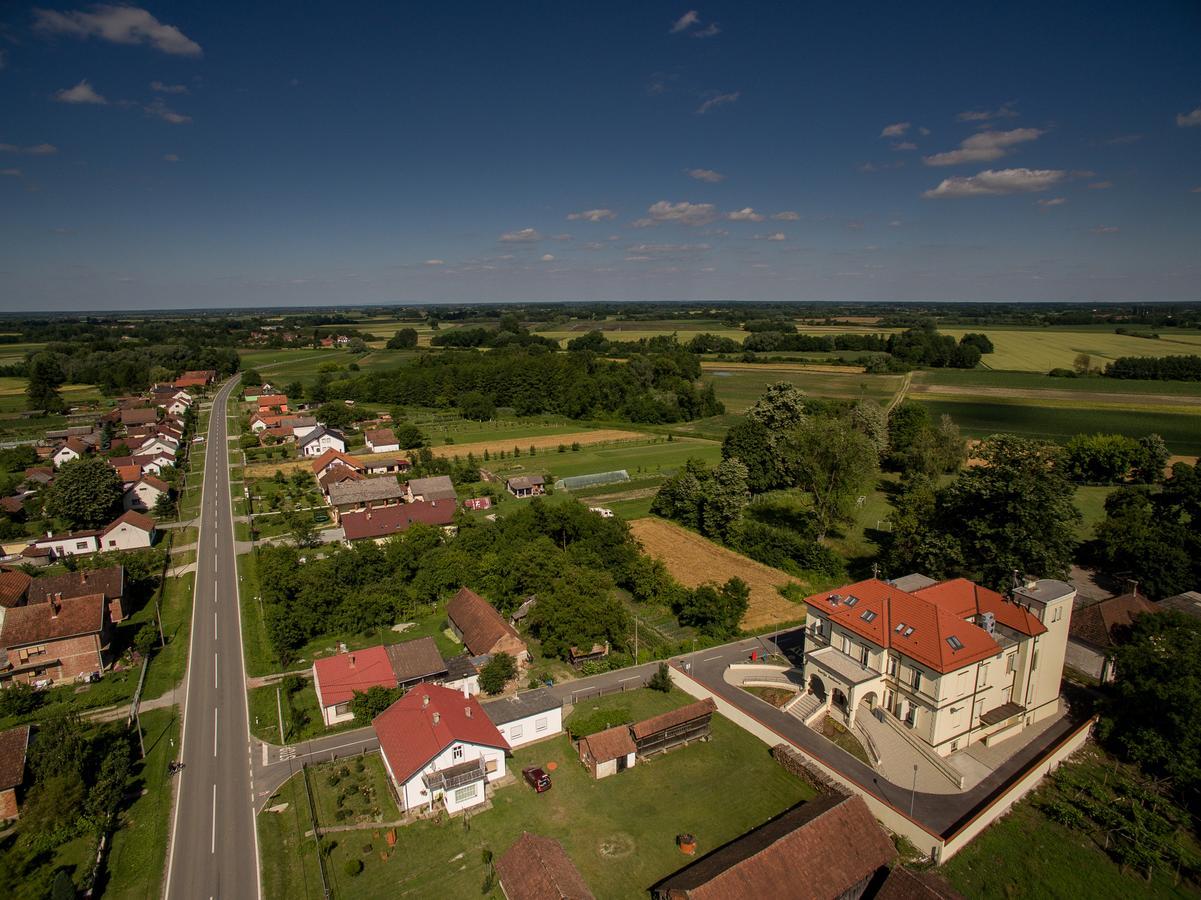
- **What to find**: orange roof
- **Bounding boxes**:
[103,510,156,535]
[803,578,1012,674]
[313,646,396,708]
[913,578,1047,638]
[309,448,365,474]
[116,464,143,483]
[257,394,288,407]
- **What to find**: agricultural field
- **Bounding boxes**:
[479,436,723,487]
[628,517,805,630]
[702,363,903,413]
[257,687,814,899]
[534,318,748,346]
[939,326,1201,373]
[914,369,1201,396]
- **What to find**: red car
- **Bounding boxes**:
[522,766,552,793]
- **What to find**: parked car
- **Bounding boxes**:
[522,766,551,793]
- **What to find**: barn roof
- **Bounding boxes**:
[495,833,594,900]
[447,587,523,657]
[630,698,716,741]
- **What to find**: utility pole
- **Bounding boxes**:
[277,685,286,744]
[910,763,918,817]
[634,616,639,665]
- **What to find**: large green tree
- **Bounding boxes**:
[42,457,124,529]
[787,417,878,540]
[26,351,67,414]
[721,382,807,491]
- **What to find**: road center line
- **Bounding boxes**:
[214,653,218,689]
[211,783,217,854]
[214,707,219,757]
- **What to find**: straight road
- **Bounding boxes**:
[165,377,260,900]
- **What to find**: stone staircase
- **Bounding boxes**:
[785,691,823,725]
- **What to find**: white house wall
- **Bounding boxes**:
[494,707,562,749]
[395,741,506,813]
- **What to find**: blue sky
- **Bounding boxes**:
[2,1,1200,310]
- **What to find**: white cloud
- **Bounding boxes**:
[754,232,786,241]
[880,122,910,138]
[956,102,1018,122]
[888,220,903,227]
[566,208,616,222]
[772,210,799,221]
[670,10,700,32]
[163,153,180,162]
[55,79,107,104]
[691,23,720,38]
[726,207,764,222]
[696,91,739,115]
[150,80,188,94]
[1036,197,1066,207]
[1088,180,1113,190]
[424,259,445,266]
[144,98,191,124]
[686,167,725,183]
[922,128,1043,166]
[642,200,718,226]
[34,5,203,57]
[0,143,58,155]
[893,141,917,151]
[499,227,541,242]
[550,233,571,241]
[540,253,555,262]
[923,168,1066,198]
[1091,225,1120,234]
[1176,106,1201,127]
[1,168,22,177]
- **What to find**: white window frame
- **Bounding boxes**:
[509,723,524,740]
[535,717,548,733]
[452,744,463,761]
[453,784,477,804]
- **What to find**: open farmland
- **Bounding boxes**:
[938,326,1201,372]
[703,363,903,413]
[629,517,805,630]
[481,435,723,482]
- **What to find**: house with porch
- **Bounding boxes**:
[506,475,546,499]
[373,684,510,814]
[799,574,1074,758]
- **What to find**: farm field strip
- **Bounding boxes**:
[914,369,1201,396]
[908,382,1201,409]
[629,517,805,630]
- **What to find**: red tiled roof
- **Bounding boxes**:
[0,726,30,792]
[0,593,107,646]
[447,587,524,657]
[103,510,156,535]
[581,725,636,763]
[630,698,717,741]
[116,464,143,483]
[365,429,397,445]
[372,684,509,785]
[59,437,88,455]
[496,833,595,900]
[0,496,24,514]
[0,570,32,608]
[340,500,455,541]
[313,646,397,708]
[138,475,170,492]
[174,375,209,388]
[651,794,895,899]
[257,394,288,407]
[802,579,1003,674]
[309,448,365,474]
[1070,592,1158,649]
[120,407,158,426]
[913,578,1047,638]
[27,565,124,605]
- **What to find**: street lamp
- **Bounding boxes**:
[910,764,919,817]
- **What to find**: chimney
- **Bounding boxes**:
[422,694,429,708]
[348,654,355,669]
[81,571,88,584]
[432,711,440,725]
[465,705,472,718]
[462,682,470,699]
[50,593,62,617]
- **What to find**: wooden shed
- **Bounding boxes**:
[631,698,716,758]
[578,725,637,779]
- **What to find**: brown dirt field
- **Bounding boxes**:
[909,382,1201,408]
[628,517,806,631]
[241,429,647,479]
[700,361,867,375]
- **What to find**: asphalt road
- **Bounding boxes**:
[164,378,260,900]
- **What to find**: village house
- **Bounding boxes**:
[133,451,176,475]
[385,636,451,690]
[447,587,528,664]
[32,529,101,559]
[309,448,365,478]
[650,794,896,900]
[406,474,457,503]
[249,412,283,434]
[495,833,595,900]
[298,425,346,458]
[137,435,180,458]
[443,654,481,696]
[114,463,145,487]
[363,456,410,476]
[325,477,407,522]
[0,592,113,686]
[123,475,170,512]
[364,428,400,453]
[242,383,274,402]
[282,416,319,439]
[164,397,191,417]
[99,511,157,552]
[373,684,511,814]
[174,370,216,389]
[317,465,364,496]
[313,637,453,726]
[27,565,127,624]
[256,394,289,414]
[579,725,637,780]
[482,688,563,749]
[0,725,31,821]
[799,574,1075,757]
[0,569,33,631]
[120,407,159,427]
[506,475,546,499]
[52,437,89,468]
[340,500,457,544]
[1067,590,1158,683]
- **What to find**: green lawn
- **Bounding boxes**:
[141,573,196,700]
[941,748,1199,899]
[307,755,402,827]
[260,688,814,899]
[257,775,326,900]
[247,680,367,745]
[477,437,723,484]
[102,707,181,899]
[915,398,1201,454]
[937,326,1201,373]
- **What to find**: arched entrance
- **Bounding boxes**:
[832,688,848,713]
[808,674,827,701]
[862,691,878,711]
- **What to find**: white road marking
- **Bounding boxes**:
[261,743,268,766]
[618,675,640,682]
[214,653,218,689]
[210,783,217,854]
[214,611,217,636]
[214,708,219,757]
[703,655,722,661]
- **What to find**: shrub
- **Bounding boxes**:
[649,662,672,693]
[344,859,363,876]
[326,773,340,787]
